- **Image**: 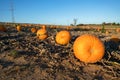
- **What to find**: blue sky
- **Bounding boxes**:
[0,0,120,25]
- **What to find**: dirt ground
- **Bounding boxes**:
[0,25,120,80]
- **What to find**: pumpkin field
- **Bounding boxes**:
[0,23,120,80]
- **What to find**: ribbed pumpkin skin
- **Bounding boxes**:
[36,29,47,40]
[0,25,6,32]
[73,34,105,63]
[16,25,21,31]
[56,30,71,45]
[31,28,37,33]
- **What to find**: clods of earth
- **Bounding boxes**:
[0,26,120,80]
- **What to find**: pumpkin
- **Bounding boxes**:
[55,30,71,45]
[105,31,109,35]
[0,25,6,32]
[36,29,48,40]
[73,34,105,63]
[97,27,100,31]
[110,35,120,43]
[116,28,120,32]
[86,26,90,29]
[42,25,46,29]
[31,28,37,33]
[16,25,21,31]
[66,26,71,30]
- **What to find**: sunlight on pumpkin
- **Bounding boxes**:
[73,34,105,63]
[55,30,71,45]
[16,25,21,32]
[36,28,48,40]
[31,28,37,33]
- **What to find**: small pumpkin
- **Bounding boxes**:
[42,25,46,29]
[66,26,71,30]
[97,27,100,32]
[16,25,21,31]
[73,34,105,63]
[110,35,120,43]
[105,31,109,35]
[0,25,6,32]
[31,28,37,33]
[116,28,120,32]
[55,30,71,45]
[36,29,48,40]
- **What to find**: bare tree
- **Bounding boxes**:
[73,18,77,26]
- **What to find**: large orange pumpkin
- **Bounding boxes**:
[31,28,37,33]
[55,30,71,45]
[16,25,21,31]
[0,25,6,32]
[73,34,105,63]
[36,29,48,40]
